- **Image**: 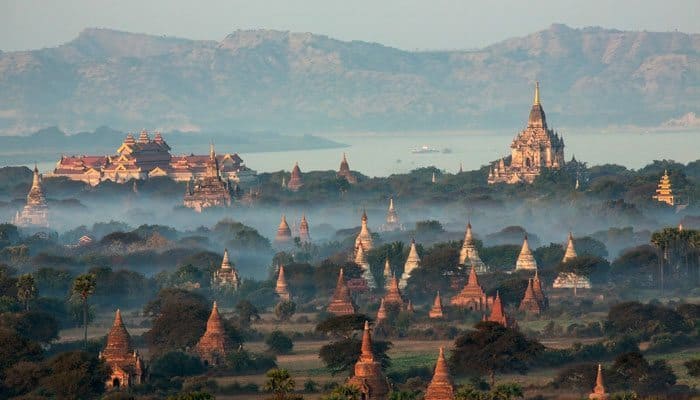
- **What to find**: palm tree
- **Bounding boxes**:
[72,273,96,348]
[264,368,295,400]
[16,273,36,311]
[322,385,362,400]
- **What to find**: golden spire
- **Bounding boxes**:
[534,81,540,105]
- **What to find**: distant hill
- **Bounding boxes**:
[1,24,699,135]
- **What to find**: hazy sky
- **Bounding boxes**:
[2,0,699,51]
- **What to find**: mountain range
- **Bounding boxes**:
[1,24,699,135]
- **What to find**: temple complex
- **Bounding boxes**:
[183,144,235,212]
[451,265,492,311]
[518,278,542,314]
[399,239,421,289]
[327,268,357,316]
[589,364,610,400]
[380,197,403,231]
[195,302,231,366]
[458,222,487,273]
[298,214,311,243]
[53,131,255,185]
[488,82,565,184]
[14,165,49,228]
[383,274,405,308]
[337,153,357,184]
[100,310,145,389]
[347,322,390,400]
[515,235,538,271]
[484,292,515,328]
[424,347,455,400]
[553,233,592,290]
[274,215,293,247]
[275,265,291,301]
[652,170,675,206]
[429,291,444,319]
[212,249,240,290]
[376,298,388,322]
[287,162,303,191]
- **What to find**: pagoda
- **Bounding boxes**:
[298,214,311,243]
[553,233,592,290]
[383,273,405,307]
[100,310,145,389]
[337,153,357,184]
[212,249,241,290]
[274,215,293,247]
[327,268,357,316]
[515,235,538,271]
[354,242,376,289]
[562,232,577,262]
[275,265,291,301]
[382,258,392,285]
[429,291,445,319]
[652,170,675,206]
[287,162,304,191]
[458,222,487,273]
[518,279,542,314]
[195,302,231,366]
[183,144,234,212]
[484,292,515,328]
[14,165,49,228]
[380,197,403,231]
[488,82,565,184]
[347,322,390,400]
[406,300,414,313]
[376,298,388,323]
[589,364,610,400]
[399,239,421,289]
[354,210,374,254]
[424,347,455,400]
[532,271,548,310]
[451,265,492,311]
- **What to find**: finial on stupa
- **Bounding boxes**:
[534,81,540,105]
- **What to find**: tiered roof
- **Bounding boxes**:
[213,248,241,290]
[450,265,490,311]
[383,274,405,307]
[424,347,455,400]
[327,268,356,316]
[459,222,487,273]
[101,310,144,388]
[347,322,390,399]
[652,170,674,206]
[485,292,515,328]
[287,162,303,191]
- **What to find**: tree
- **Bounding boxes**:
[16,274,36,311]
[266,330,294,354]
[71,273,96,348]
[143,289,211,354]
[608,352,676,395]
[40,351,110,400]
[316,314,371,339]
[274,300,297,322]
[0,327,43,371]
[236,299,261,326]
[150,351,205,380]
[2,310,59,344]
[450,321,544,386]
[322,384,362,400]
[264,368,296,400]
[1,360,47,398]
[167,392,215,400]
[684,359,700,377]
[557,256,610,295]
[605,301,690,339]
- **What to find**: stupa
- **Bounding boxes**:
[484,292,515,328]
[346,321,390,400]
[275,265,291,301]
[429,291,444,319]
[424,347,455,400]
[274,215,293,247]
[518,279,542,314]
[287,162,303,191]
[183,144,234,212]
[376,298,388,323]
[337,153,357,184]
[383,273,405,307]
[383,258,392,284]
[380,197,403,231]
[562,232,577,262]
[532,271,548,310]
[652,170,675,206]
[399,239,421,289]
[354,242,376,289]
[298,214,311,243]
[354,210,374,253]
[327,268,356,316]
[589,364,610,400]
[515,235,538,271]
[14,165,49,228]
[100,310,145,389]
[458,222,487,273]
[212,248,241,290]
[195,302,231,366]
[553,233,592,290]
[451,265,492,311]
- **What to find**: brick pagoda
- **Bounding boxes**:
[337,153,357,184]
[287,162,303,191]
[101,310,145,389]
[195,302,231,366]
[424,347,455,400]
[450,265,492,311]
[14,165,49,228]
[347,321,390,400]
[327,268,356,316]
[275,265,291,301]
[212,248,241,290]
[429,291,444,319]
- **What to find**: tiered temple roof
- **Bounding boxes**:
[347,322,390,400]
[337,153,357,184]
[298,214,311,243]
[515,235,538,271]
[212,248,241,290]
[451,265,491,311]
[101,310,144,389]
[183,144,235,212]
[484,292,515,328]
[327,268,356,316]
[518,278,542,314]
[195,302,231,366]
[589,364,610,400]
[383,274,405,307]
[429,291,444,319]
[652,170,675,206]
[14,165,49,228]
[399,239,421,289]
[287,162,303,191]
[275,265,291,301]
[424,347,455,400]
[380,197,403,231]
[459,222,487,273]
[274,215,293,247]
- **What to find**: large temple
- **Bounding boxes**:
[212,249,241,290]
[183,144,235,211]
[100,310,145,389]
[14,165,49,228]
[488,82,565,184]
[458,222,487,273]
[337,153,357,184]
[450,265,493,311]
[327,268,357,316]
[652,170,675,206]
[52,130,256,185]
[195,302,231,366]
[515,235,538,271]
[347,321,390,400]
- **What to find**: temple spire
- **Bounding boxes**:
[359,321,374,362]
[589,363,610,399]
[424,346,455,400]
[534,81,540,105]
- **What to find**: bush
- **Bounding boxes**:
[274,300,297,321]
[150,351,205,379]
[265,330,294,354]
[226,349,277,375]
[684,359,700,377]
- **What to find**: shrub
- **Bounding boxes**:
[265,330,294,354]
